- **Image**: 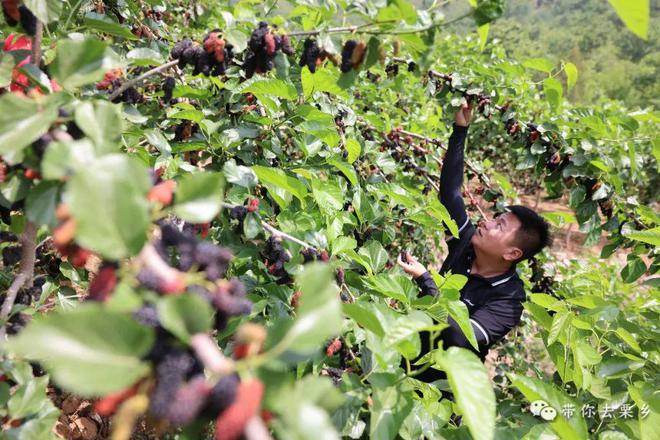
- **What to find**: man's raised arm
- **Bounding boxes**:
[440,104,472,236]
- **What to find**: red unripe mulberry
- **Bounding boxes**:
[23,168,40,180]
[247,198,259,213]
[69,246,92,268]
[326,338,342,357]
[215,379,264,440]
[89,264,117,301]
[147,180,176,205]
[264,33,276,56]
[94,383,139,416]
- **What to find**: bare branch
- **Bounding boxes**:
[0,221,38,339]
[108,60,179,102]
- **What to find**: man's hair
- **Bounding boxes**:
[506,205,551,263]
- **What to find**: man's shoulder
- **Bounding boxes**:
[489,273,526,302]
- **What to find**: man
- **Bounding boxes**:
[397,103,551,383]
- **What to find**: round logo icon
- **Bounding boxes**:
[530,400,549,416]
[540,406,558,421]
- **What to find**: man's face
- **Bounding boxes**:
[471,212,524,262]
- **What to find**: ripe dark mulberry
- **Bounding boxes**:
[340,40,357,73]
[206,373,239,415]
[166,376,211,426]
[299,38,321,73]
[162,76,175,103]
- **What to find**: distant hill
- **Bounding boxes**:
[439,0,658,108]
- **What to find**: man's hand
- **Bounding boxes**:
[397,252,427,279]
[454,102,473,127]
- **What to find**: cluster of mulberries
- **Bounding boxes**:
[298,38,320,73]
[174,120,198,141]
[300,247,329,263]
[2,0,37,35]
[243,22,294,78]
[171,34,235,77]
[228,199,259,229]
[262,236,291,283]
[340,40,367,73]
[96,68,144,104]
[382,128,426,176]
[157,223,233,281]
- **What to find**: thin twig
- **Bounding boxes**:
[288,23,381,37]
[108,60,178,101]
[423,174,439,192]
[463,183,489,220]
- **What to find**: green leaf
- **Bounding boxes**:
[295,105,340,147]
[358,241,389,274]
[301,66,349,99]
[445,299,478,350]
[74,100,123,154]
[523,57,554,73]
[173,172,225,223]
[436,347,495,440]
[607,0,649,39]
[311,179,344,213]
[7,376,50,418]
[508,373,588,439]
[370,385,414,440]
[331,236,356,255]
[252,166,308,206]
[342,303,385,337]
[365,274,414,304]
[542,77,563,109]
[157,294,214,344]
[564,62,578,90]
[6,304,154,396]
[51,39,120,90]
[621,256,647,283]
[548,310,571,346]
[25,181,60,227]
[472,0,505,26]
[0,53,15,88]
[68,155,150,259]
[242,78,297,100]
[126,48,164,66]
[477,23,489,51]
[344,139,361,164]
[622,226,660,246]
[23,0,61,23]
[327,156,358,186]
[280,263,342,354]
[223,159,257,188]
[84,13,138,40]
[614,328,641,353]
[0,94,58,156]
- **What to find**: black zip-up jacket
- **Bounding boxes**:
[412,124,525,383]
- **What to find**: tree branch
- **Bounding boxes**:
[31,20,43,66]
[108,60,179,101]
[0,221,38,339]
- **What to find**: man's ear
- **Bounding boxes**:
[503,246,523,262]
